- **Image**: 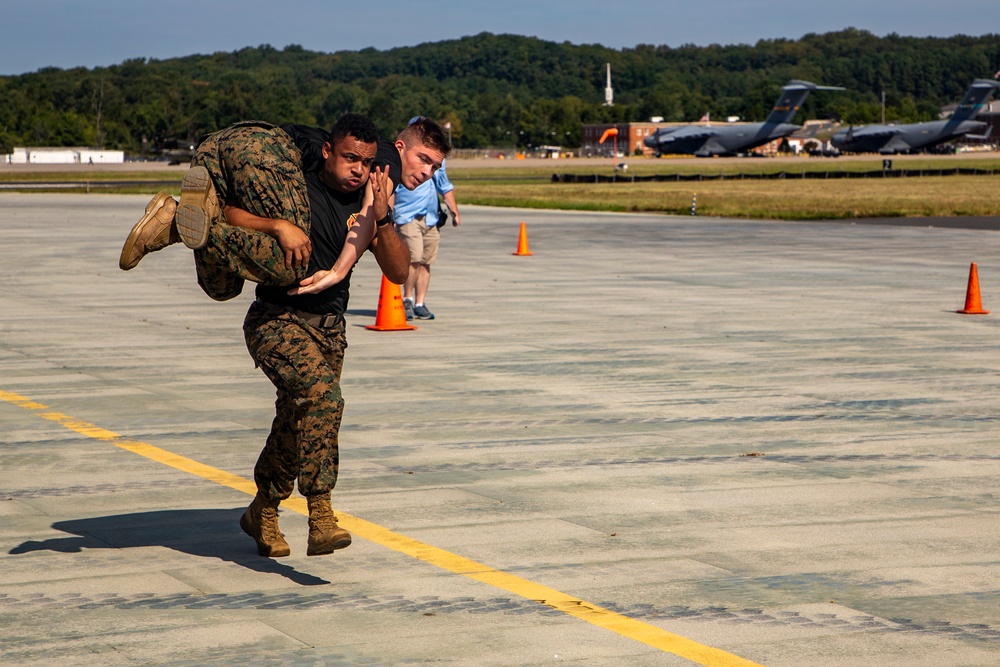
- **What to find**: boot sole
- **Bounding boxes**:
[176,166,215,250]
[119,192,173,271]
[306,534,352,556]
[239,509,291,558]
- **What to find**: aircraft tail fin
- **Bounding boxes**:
[948,79,1000,123]
[764,80,845,125]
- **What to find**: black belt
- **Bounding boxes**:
[256,299,344,329]
[295,310,344,328]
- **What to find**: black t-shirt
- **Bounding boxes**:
[255,170,362,314]
[253,125,402,315]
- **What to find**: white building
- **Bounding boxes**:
[4,147,125,164]
[77,149,125,164]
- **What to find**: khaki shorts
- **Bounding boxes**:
[397,218,440,265]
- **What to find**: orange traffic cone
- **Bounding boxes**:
[957,262,989,315]
[512,222,533,256]
[365,274,417,331]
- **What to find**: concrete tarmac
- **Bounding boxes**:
[1,193,999,666]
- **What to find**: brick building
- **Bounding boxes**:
[581,122,686,157]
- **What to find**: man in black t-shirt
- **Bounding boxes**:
[238,117,449,558]
[237,113,412,558]
[119,114,450,558]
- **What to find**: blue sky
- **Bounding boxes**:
[3,0,999,76]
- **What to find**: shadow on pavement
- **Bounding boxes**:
[8,508,329,586]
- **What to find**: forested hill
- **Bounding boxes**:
[2,30,999,153]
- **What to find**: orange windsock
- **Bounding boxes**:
[365,274,418,331]
[598,127,619,144]
[957,262,989,315]
[512,222,533,256]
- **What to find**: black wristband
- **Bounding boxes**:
[376,208,394,227]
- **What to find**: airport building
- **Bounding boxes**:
[581,122,670,157]
[943,100,1000,149]
[3,147,125,164]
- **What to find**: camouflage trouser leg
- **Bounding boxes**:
[243,300,346,502]
[191,122,312,301]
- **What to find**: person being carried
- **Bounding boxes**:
[120,116,450,300]
[118,114,450,558]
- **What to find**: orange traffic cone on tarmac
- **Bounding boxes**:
[365,274,417,331]
[957,262,989,315]
[512,222,533,256]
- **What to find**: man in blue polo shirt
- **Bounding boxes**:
[393,122,461,320]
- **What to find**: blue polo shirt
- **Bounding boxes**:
[393,160,454,227]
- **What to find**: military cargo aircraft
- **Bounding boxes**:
[830,79,1000,154]
[644,80,844,157]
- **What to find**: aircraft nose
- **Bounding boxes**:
[643,135,656,148]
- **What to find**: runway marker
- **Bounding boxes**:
[1,388,764,667]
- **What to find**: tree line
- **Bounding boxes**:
[1,29,998,154]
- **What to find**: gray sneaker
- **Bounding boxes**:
[413,304,435,320]
[403,298,415,321]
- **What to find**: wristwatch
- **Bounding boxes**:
[376,208,394,227]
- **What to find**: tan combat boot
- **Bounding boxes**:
[118,192,180,270]
[306,494,352,556]
[239,494,291,557]
[175,165,219,249]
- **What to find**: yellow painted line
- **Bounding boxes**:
[0,389,49,411]
[2,388,764,667]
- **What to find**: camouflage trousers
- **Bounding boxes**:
[243,300,346,501]
[192,122,312,301]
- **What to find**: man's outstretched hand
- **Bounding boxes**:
[287,269,343,296]
[370,166,391,221]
